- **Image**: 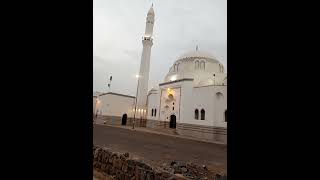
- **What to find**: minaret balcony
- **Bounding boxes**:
[142,36,152,41]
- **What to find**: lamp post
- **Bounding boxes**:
[133,75,140,129]
[94,98,100,123]
[108,76,112,92]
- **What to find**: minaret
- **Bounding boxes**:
[136,4,155,113]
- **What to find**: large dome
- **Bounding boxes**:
[178,50,217,61]
[164,48,227,86]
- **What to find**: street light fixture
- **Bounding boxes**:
[94,96,101,122]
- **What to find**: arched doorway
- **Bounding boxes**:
[170,115,176,129]
[121,114,127,125]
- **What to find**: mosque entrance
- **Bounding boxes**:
[121,114,127,125]
[170,115,176,129]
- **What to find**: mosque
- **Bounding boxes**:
[94,5,227,144]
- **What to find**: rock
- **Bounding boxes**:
[202,165,208,170]
[173,167,182,174]
[113,158,123,169]
[215,174,227,180]
[168,174,187,180]
[181,167,188,173]
[110,166,118,175]
[112,156,118,166]
[161,163,168,167]
[120,154,126,160]
[95,162,101,169]
[126,159,136,166]
[108,155,114,163]
[124,174,131,180]
[124,152,129,158]
[146,172,154,180]
[153,172,162,180]
[135,167,141,180]
[167,168,175,174]
[122,161,129,172]
[159,170,172,179]
[177,162,187,168]
[170,161,177,166]
[119,173,125,180]
[101,164,107,171]
[106,164,112,174]
[139,170,146,180]
[115,169,122,178]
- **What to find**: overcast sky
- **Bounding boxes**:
[93,0,227,96]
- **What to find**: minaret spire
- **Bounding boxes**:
[135,4,155,115]
[145,4,155,37]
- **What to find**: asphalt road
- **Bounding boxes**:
[93,124,227,171]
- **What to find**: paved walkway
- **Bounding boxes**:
[94,122,225,145]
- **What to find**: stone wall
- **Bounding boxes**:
[96,115,122,126]
[93,145,227,180]
[146,119,170,129]
[177,123,227,144]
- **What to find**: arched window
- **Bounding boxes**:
[219,64,224,73]
[216,92,224,100]
[194,109,199,120]
[174,64,177,72]
[225,110,227,122]
[195,60,199,69]
[154,109,157,117]
[151,109,154,116]
[200,61,205,70]
[176,63,179,72]
[201,109,205,120]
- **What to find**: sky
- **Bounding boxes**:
[93,0,227,96]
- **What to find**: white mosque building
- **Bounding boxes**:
[94,5,227,144]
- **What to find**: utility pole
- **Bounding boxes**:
[133,75,140,129]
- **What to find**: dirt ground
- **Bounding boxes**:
[93,125,227,173]
[93,169,114,180]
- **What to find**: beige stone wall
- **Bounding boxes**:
[96,115,147,127]
[177,123,227,144]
